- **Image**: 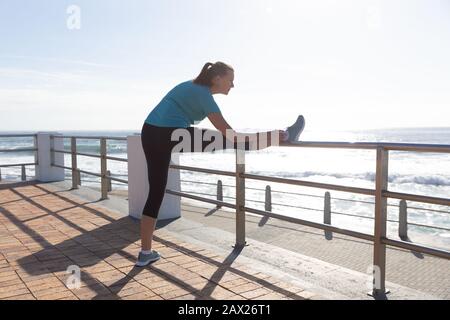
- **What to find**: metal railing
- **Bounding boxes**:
[0,134,38,182]
[166,140,450,298]
[50,135,128,199]
[181,179,450,236]
[3,133,449,298]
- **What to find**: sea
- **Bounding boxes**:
[1,127,449,250]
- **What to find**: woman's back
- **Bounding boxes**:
[145,80,221,128]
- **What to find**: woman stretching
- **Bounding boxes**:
[136,61,305,266]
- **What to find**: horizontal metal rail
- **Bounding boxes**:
[281,141,378,150]
[52,164,73,171]
[285,141,450,153]
[0,134,37,138]
[257,199,450,231]
[53,164,101,178]
[56,135,127,141]
[243,205,375,241]
[52,149,128,162]
[243,172,375,196]
[384,191,450,206]
[244,206,449,260]
[407,222,450,232]
[109,176,128,184]
[0,162,37,168]
[106,155,128,163]
[382,238,450,260]
[258,199,450,231]
[171,164,236,177]
[0,148,37,153]
[182,179,449,214]
[166,189,236,210]
[181,179,224,186]
[51,148,72,155]
[256,201,324,213]
[175,187,450,235]
[179,187,450,231]
[53,149,99,158]
[71,151,102,159]
[238,196,323,212]
[181,179,258,190]
[327,211,450,232]
[396,205,449,214]
[52,164,128,184]
[179,190,225,198]
[271,188,325,199]
[282,191,448,214]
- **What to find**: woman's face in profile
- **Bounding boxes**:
[213,70,235,95]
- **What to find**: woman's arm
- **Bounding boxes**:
[207,112,283,149]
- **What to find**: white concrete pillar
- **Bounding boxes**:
[127,135,181,221]
[35,132,65,182]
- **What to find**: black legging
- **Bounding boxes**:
[140,122,252,218]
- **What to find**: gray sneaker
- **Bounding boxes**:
[135,250,161,267]
[286,115,305,142]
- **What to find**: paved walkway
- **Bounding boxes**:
[0,182,315,300]
[178,201,450,299]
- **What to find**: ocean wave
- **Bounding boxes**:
[391,175,450,187]
[62,142,127,154]
[250,170,450,187]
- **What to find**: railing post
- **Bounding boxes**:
[21,165,26,181]
[33,134,38,176]
[76,169,81,186]
[71,137,78,189]
[235,148,246,247]
[107,170,112,192]
[371,147,390,298]
[0,168,2,181]
[399,199,408,239]
[265,185,272,212]
[324,191,331,224]
[216,180,223,208]
[100,138,108,200]
[50,135,55,166]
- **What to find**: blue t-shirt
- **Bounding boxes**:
[145,80,221,128]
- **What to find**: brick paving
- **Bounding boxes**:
[0,182,318,300]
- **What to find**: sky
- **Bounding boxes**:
[1,0,450,132]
